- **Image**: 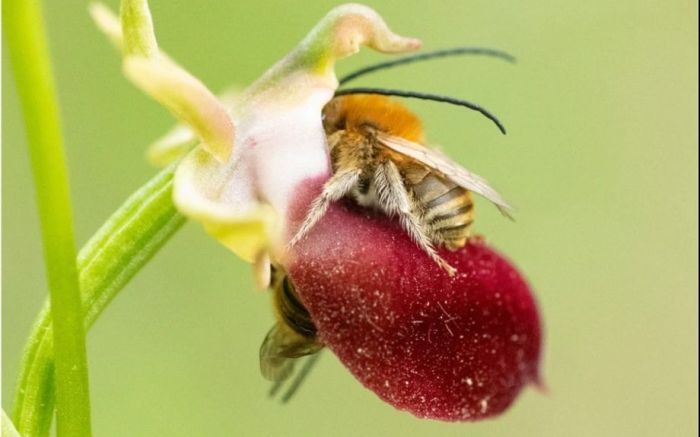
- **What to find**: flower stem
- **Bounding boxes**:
[4,0,92,435]
[12,167,185,437]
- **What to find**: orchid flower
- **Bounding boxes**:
[91,0,421,287]
[92,0,542,421]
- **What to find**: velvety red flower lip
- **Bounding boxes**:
[286,181,543,421]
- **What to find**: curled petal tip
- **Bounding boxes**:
[293,3,421,73]
[325,4,421,57]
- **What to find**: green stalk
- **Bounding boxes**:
[12,167,185,437]
[4,1,92,434]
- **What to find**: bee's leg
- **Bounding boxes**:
[375,161,457,276]
[280,351,323,403]
[288,169,361,247]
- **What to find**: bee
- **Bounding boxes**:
[262,48,515,397]
[259,266,323,387]
[288,93,512,276]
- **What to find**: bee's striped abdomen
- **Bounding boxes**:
[277,276,317,339]
[410,172,474,250]
[260,272,322,382]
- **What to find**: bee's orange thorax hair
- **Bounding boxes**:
[335,95,424,142]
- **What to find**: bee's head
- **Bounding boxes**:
[322,94,424,142]
[321,97,346,135]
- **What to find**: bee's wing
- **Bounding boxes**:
[376,133,513,217]
[259,323,323,382]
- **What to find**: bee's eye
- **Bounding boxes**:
[323,114,347,134]
[334,116,347,130]
[359,122,379,135]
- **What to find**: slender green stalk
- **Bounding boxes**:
[4,1,92,434]
[12,167,185,437]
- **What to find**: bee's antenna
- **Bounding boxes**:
[339,47,515,85]
[280,352,323,403]
[335,88,507,135]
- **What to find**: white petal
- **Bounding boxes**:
[174,146,280,262]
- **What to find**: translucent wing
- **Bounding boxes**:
[376,132,513,217]
[259,323,323,382]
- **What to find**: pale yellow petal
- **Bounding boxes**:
[124,56,235,162]
[89,2,123,51]
[146,124,198,167]
[147,87,242,167]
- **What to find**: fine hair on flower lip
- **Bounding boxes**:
[285,189,542,421]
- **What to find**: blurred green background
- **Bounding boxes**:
[3,0,697,436]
